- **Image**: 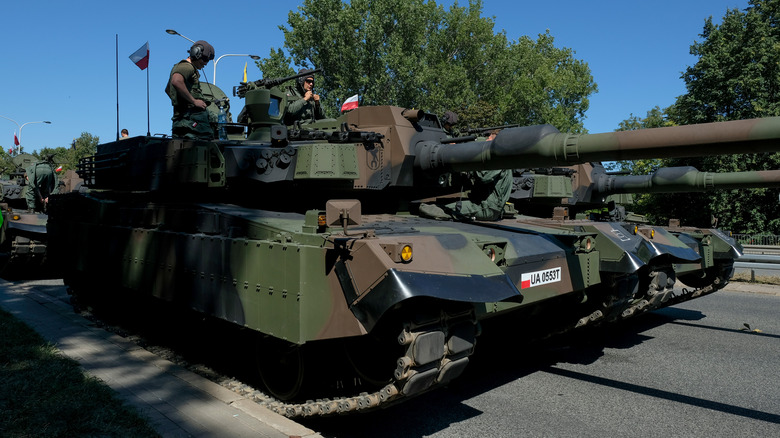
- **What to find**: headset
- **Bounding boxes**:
[189,43,202,60]
[189,42,214,62]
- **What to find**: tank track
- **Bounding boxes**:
[575,274,728,330]
[226,309,478,418]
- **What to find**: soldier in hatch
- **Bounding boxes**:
[165,40,216,139]
[284,69,326,125]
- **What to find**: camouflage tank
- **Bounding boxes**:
[46,73,780,417]
[509,161,780,309]
[0,154,82,279]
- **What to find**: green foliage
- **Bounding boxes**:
[40,132,99,172]
[613,1,780,233]
[254,48,297,85]
[262,0,596,130]
[0,149,15,178]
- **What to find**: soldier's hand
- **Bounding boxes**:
[304,91,313,101]
[313,93,320,103]
[236,82,249,98]
[194,99,208,110]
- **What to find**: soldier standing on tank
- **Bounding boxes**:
[285,69,326,125]
[165,40,216,139]
[25,161,58,213]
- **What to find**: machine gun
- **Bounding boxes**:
[234,68,323,98]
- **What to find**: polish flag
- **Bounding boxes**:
[341,94,359,112]
[129,42,150,70]
[14,133,19,146]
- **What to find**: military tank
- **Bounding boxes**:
[509,162,780,307]
[0,154,81,279]
[46,74,780,417]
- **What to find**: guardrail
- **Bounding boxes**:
[733,234,780,246]
[735,246,780,279]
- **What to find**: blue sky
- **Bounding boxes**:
[1,0,746,152]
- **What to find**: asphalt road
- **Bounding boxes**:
[302,289,780,438]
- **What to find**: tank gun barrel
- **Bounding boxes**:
[416,117,780,171]
[597,166,780,194]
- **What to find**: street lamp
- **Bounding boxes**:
[213,54,261,86]
[165,29,196,44]
[0,115,51,155]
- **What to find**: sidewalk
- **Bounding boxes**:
[0,279,320,438]
[721,279,780,296]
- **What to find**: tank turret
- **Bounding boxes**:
[79,105,780,205]
[511,162,780,207]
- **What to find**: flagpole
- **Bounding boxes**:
[116,34,120,141]
[146,43,151,137]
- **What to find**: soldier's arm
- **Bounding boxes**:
[171,73,207,110]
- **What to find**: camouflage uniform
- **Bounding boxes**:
[285,82,326,125]
[419,169,513,221]
[25,162,58,212]
[166,61,214,139]
[445,169,513,221]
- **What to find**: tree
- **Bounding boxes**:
[262,0,596,130]
[44,133,99,171]
[615,1,780,233]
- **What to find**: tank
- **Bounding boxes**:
[0,154,82,279]
[509,161,780,302]
[46,75,780,417]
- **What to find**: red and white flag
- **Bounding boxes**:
[341,94,359,112]
[55,165,63,172]
[129,42,150,70]
[13,133,19,146]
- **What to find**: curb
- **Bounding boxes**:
[0,279,321,438]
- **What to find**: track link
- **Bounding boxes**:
[228,308,478,418]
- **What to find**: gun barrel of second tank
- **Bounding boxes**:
[599,166,780,194]
[417,117,780,171]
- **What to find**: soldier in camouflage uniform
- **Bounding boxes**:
[419,129,512,221]
[284,69,326,125]
[166,40,216,139]
[25,161,58,213]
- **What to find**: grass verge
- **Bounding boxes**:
[731,272,780,285]
[0,307,159,438]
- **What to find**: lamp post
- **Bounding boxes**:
[213,54,260,86]
[0,115,51,155]
[165,29,196,44]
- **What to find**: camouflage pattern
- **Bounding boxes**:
[0,156,82,279]
[508,161,780,297]
[45,79,780,417]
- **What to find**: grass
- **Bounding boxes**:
[0,308,159,438]
[731,272,780,285]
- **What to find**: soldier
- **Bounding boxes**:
[419,129,512,221]
[25,161,58,213]
[165,40,216,139]
[285,69,326,125]
[441,111,460,137]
